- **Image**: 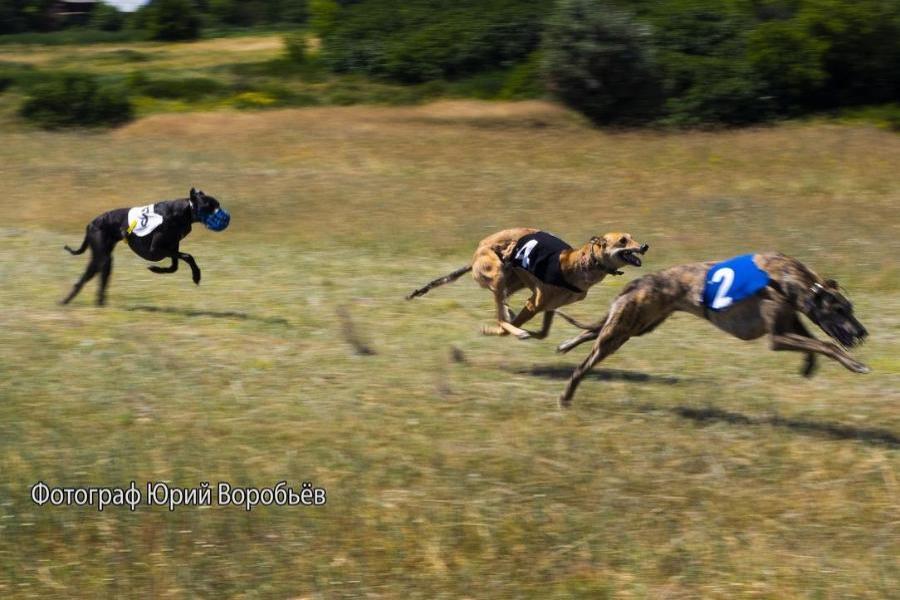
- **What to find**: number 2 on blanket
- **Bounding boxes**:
[515,240,539,269]
[710,267,735,309]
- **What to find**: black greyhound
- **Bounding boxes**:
[61,188,230,306]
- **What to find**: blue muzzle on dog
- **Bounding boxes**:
[201,208,230,232]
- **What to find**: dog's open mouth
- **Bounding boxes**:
[619,249,643,267]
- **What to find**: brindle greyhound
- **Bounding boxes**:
[61,188,230,306]
[407,228,648,339]
[555,253,869,407]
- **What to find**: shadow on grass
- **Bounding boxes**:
[126,305,289,325]
[511,363,681,385]
[515,363,898,447]
[336,305,376,356]
[667,405,900,448]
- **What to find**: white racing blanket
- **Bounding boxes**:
[127,204,164,237]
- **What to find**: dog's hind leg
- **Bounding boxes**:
[61,258,101,305]
[61,228,110,305]
[178,252,201,285]
[97,256,113,306]
[558,299,639,408]
[148,255,179,274]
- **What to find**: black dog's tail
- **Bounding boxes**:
[64,226,90,255]
[406,264,472,300]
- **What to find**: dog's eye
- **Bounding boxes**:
[619,237,627,245]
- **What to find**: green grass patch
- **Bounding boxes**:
[0,28,149,46]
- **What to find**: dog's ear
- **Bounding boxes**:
[824,278,839,289]
[190,188,198,201]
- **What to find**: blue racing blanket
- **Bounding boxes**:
[703,254,770,311]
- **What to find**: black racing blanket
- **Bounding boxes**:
[510,231,583,293]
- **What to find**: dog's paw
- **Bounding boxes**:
[852,362,871,374]
[193,275,201,285]
[515,331,531,340]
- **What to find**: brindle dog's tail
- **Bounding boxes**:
[64,225,90,255]
[406,265,472,300]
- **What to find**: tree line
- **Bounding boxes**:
[2,0,898,126]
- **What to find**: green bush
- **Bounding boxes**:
[308,0,340,37]
[748,19,827,112]
[498,51,545,100]
[542,0,662,124]
[144,0,201,41]
[283,32,309,64]
[20,73,133,128]
[128,73,229,101]
[798,0,900,107]
[0,61,33,91]
[321,0,551,83]
[90,3,126,32]
[646,0,769,124]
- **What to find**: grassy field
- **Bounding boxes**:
[0,32,523,125]
[0,97,898,598]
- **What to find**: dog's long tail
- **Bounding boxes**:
[556,310,607,331]
[406,264,472,300]
[64,226,90,255]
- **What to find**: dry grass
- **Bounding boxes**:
[0,35,285,73]
[0,100,898,598]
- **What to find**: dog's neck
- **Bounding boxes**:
[558,244,621,289]
[768,261,824,314]
[187,198,199,222]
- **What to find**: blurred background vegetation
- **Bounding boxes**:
[0,0,898,128]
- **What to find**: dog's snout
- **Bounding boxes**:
[640,244,649,253]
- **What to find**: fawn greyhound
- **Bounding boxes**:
[555,253,869,407]
[407,228,648,339]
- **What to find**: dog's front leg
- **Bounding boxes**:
[148,255,179,274]
[769,333,869,374]
[482,288,525,338]
[531,310,555,340]
[178,252,202,285]
[790,317,818,377]
[498,306,535,340]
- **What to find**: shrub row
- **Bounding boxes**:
[317,0,900,125]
